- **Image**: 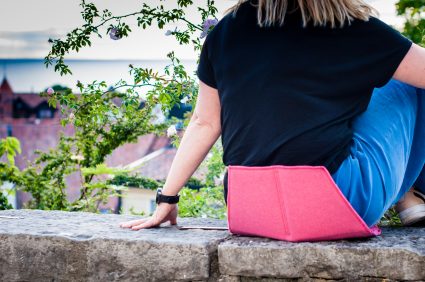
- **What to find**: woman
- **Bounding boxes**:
[120,0,425,230]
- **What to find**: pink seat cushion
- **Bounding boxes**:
[226,165,381,242]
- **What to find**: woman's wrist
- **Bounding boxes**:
[161,185,181,196]
[161,191,179,196]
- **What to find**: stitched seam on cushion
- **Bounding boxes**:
[301,230,375,242]
[227,166,233,232]
[320,166,377,234]
[273,169,290,235]
[230,165,329,171]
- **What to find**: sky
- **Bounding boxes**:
[0,0,404,60]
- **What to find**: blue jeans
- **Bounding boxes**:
[331,79,425,227]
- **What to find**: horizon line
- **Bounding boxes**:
[0,58,198,62]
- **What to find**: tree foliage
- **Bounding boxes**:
[0,137,22,210]
[0,0,226,215]
[396,0,425,45]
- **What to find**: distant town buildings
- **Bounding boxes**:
[0,76,207,213]
[0,77,57,121]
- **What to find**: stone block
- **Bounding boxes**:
[0,209,230,282]
[218,229,425,281]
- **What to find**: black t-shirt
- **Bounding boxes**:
[196,0,413,203]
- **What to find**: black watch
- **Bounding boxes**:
[155,188,180,204]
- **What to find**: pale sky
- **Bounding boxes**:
[0,0,404,60]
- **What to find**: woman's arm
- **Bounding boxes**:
[161,80,222,196]
[394,43,425,88]
[119,80,221,230]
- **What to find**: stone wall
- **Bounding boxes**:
[0,209,424,282]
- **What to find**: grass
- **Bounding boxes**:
[378,206,403,227]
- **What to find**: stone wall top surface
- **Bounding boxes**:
[1,209,424,281]
[0,209,230,244]
[0,209,230,282]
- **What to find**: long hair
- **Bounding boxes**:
[225,0,379,28]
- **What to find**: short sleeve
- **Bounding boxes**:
[367,17,413,88]
[196,35,218,89]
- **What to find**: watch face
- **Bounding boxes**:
[155,188,161,204]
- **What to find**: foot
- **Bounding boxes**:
[395,187,425,226]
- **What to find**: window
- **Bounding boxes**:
[13,98,31,118]
[34,101,55,119]
[37,109,53,118]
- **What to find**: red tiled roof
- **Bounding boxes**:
[15,94,47,108]
[105,134,170,167]
[0,77,62,109]
[131,145,208,181]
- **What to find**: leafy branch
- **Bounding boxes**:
[396,0,425,45]
[2,0,226,215]
[44,0,218,75]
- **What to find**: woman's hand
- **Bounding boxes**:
[118,203,178,230]
[118,80,220,231]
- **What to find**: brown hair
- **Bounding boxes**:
[225,0,379,28]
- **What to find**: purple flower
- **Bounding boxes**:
[200,18,218,39]
[165,27,178,36]
[200,31,208,39]
[46,87,54,95]
[109,28,122,40]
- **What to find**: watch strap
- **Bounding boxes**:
[156,188,180,204]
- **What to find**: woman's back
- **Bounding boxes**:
[197,0,412,175]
